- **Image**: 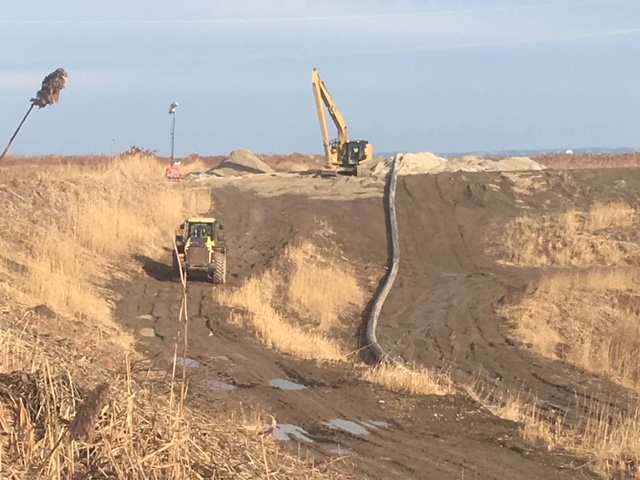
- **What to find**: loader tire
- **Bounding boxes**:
[212,252,226,285]
[171,255,182,283]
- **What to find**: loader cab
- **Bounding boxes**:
[189,223,213,240]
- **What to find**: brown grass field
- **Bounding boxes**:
[4,151,640,478]
[491,195,640,478]
[0,154,345,479]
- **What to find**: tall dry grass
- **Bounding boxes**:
[499,269,640,392]
[489,198,640,478]
[217,258,347,362]
[287,242,364,331]
[0,323,343,479]
[495,199,640,390]
[0,156,350,480]
[0,154,210,347]
[495,201,638,267]
[461,373,640,478]
[217,241,451,396]
[515,395,640,479]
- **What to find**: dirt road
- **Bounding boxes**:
[116,172,607,479]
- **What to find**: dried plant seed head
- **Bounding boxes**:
[68,382,109,442]
[31,68,67,109]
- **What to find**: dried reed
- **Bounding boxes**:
[0,68,68,161]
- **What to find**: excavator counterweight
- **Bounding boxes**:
[311,68,373,175]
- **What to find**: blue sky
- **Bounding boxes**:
[1,0,639,157]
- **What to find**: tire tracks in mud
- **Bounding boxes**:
[379,173,636,425]
[116,176,595,480]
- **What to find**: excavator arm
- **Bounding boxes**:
[311,68,373,174]
[311,68,349,169]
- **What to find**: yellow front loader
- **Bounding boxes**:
[173,217,227,284]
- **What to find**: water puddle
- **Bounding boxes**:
[441,272,466,279]
[176,356,200,368]
[330,447,353,455]
[206,380,236,391]
[272,424,313,443]
[326,419,370,435]
[369,420,391,428]
[213,355,235,365]
[270,378,306,390]
[360,421,378,430]
[139,328,156,338]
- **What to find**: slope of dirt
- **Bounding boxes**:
[376,169,640,463]
[115,173,607,479]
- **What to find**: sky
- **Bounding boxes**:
[1,0,639,157]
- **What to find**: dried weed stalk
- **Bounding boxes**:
[31,68,68,109]
[67,382,109,442]
[0,68,68,160]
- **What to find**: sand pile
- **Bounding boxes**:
[209,149,275,177]
[366,152,544,178]
[186,149,275,179]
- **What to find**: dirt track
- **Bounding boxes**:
[114,171,632,479]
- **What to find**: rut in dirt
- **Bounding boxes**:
[380,173,636,420]
[114,175,603,480]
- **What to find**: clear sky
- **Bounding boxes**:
[1,0,639,157]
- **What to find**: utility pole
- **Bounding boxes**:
[168,101,178,165]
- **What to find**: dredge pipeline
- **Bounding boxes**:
[365,155,400,364]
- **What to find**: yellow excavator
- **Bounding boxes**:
[311,68,373,176]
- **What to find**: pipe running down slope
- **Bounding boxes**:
[365,155,400,364]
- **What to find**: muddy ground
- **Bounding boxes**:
[115,166,640,479]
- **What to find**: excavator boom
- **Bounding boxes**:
[311,68,372,174]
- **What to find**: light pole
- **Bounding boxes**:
[168,101,178,165]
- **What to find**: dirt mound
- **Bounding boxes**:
[188,149,276,179]
[366,152,544,178]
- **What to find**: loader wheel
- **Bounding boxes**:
[212,252,226,285]
[171,255,182,283]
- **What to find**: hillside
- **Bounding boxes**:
[2,152,640,478]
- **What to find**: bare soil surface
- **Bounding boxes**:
[111,167,640,479]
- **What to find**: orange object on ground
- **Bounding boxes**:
[165,165,181,180]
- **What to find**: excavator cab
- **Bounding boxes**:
[346,141,370,166]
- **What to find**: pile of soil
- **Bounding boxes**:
[365,152,544,178]
[188,149,276,179]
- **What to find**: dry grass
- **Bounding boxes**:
[360,363,453,396]
[0,155,351,479]
[218,270,346,362]
[490,197,640,478]
[516,397,640,479]
[0,154,210,348]
[217,241,450,396]
[495,201,639,267]
[460,374,640,478]
[499,270,640,392]
[0,322,341,479]
[287,242,364,331]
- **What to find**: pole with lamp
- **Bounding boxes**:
[165,101,181,180]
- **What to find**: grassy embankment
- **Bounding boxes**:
[0,155,342,479]
[217,234,452,397]
[490,201,640,478]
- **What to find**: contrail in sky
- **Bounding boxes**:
[0,0,621,25]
